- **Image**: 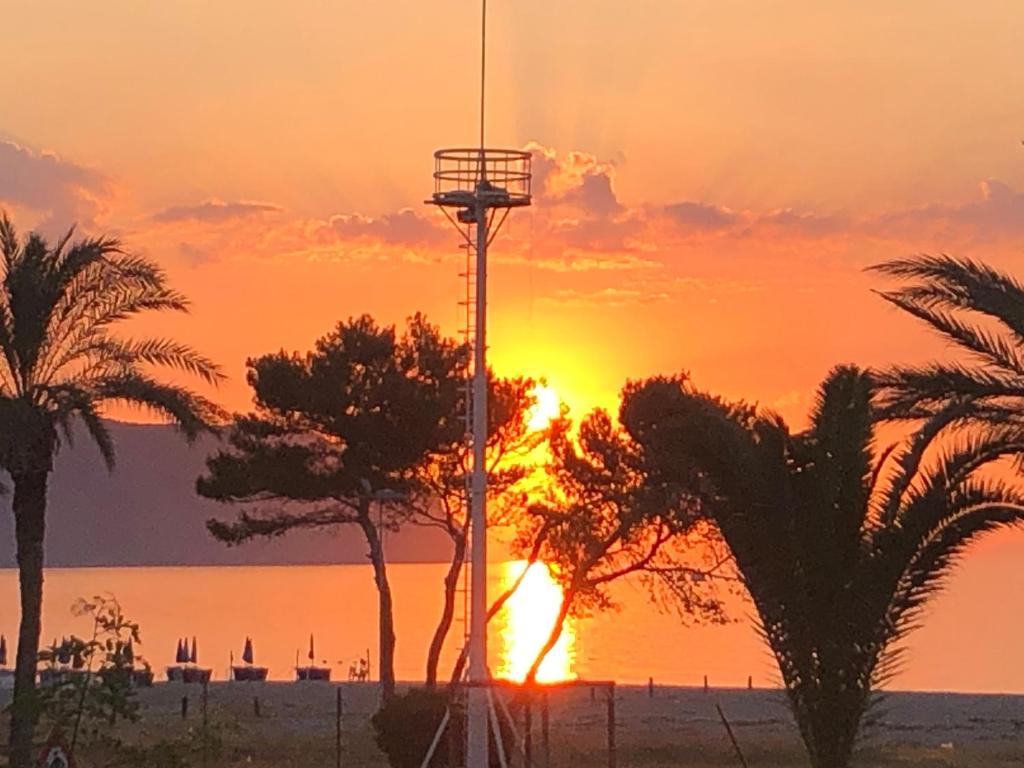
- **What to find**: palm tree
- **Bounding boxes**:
[0,214,222,767]
[870,255,1024,421]
[622,366,1024,768]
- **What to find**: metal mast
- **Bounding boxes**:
[428,2,531,765]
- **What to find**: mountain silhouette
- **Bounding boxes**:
[0,421,451,568]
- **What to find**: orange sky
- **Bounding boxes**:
[3,0,1024,690]
[2,1,1023,426]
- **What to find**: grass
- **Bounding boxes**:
[2,684,1024,767]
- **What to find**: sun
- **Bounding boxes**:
[496,561,575,683]
[527,384,561,431]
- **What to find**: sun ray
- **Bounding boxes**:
[495,561,575,683]
[527,384,561,432]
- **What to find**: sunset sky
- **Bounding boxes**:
[3,0,1022,428]
[4,0,1024,694]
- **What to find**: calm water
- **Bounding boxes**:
[2,553,1023,692]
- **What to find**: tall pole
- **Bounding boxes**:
[479,0,487,151]
[466,199,490,768]
[467,0,491,764]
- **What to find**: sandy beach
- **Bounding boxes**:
[3,682,1023,766]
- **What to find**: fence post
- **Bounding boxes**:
[336,686,344,768]
[201,680,209,768]
[606,684,616,768]
[542,690,550,768]
[524,693,533,768]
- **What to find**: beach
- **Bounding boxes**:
[3,682,1023,766]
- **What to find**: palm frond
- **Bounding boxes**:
[54,391,116,470]
[872,254,1024,351]
[92,372,224,441]
[875,289,1024,374]
[873,362,1024,417]
[805,365,875,538]
[893,499,1024,636]
[872,402,966,526]
[129,338,222,383]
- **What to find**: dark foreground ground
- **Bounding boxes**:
[2,682,1024,766]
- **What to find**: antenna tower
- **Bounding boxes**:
[427,2,531,766]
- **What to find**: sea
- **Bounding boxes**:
[1,559,1022,693]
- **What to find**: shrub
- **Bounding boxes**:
[372,687,515,768]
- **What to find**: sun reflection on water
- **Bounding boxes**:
[494,561,575,683]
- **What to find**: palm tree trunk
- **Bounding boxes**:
[357,504,396,704]
[786,682,862,768]
[425,531,465,687]
[802,717,858,768]
[8,471,48,768]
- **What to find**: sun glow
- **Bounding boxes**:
[527,384,561,432]
[495,561,575,683]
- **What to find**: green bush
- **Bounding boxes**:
[372,688,515,768]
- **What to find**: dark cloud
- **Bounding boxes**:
[557,169,623,218]
[750,209,849,238]
[663,201,738,232]
[152,200,283,223]
[323,208,446,246]
[869,179,1024,240]
[176,241,213,267]
[0,141,110,231]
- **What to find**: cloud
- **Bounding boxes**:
[115,138,1024,293]
[0,140,111,231]
[542,286,670,308]
[152,200,283,223]
[663,201,738,232]
[319,208,446,246]
[869,178,1024,241]
[511,143,647,258]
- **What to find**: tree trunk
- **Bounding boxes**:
[426,530,466,687]
[804,695,861,768]
[8,471,48,768]
[784,676,862,768]
[448,551,540,686]
[524,591,573,686]
[801,715,858,768]
[357,505,396,704]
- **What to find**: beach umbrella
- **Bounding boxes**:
[0,634,7,666]
[175,637,185,664]
[57,637,71,665]
[308,634,315,662]
[190,636,198,664]
[242,637,254,665]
